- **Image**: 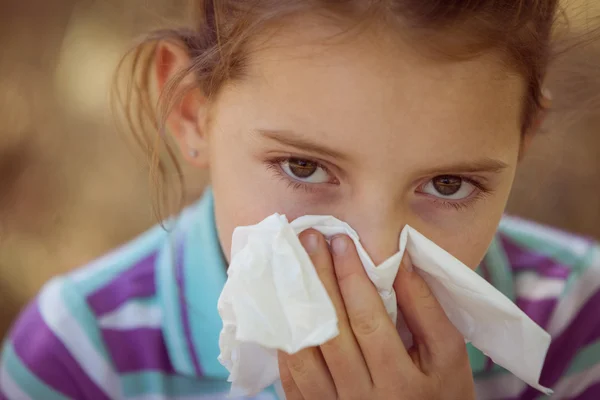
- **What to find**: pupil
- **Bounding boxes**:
[289,159,317,178]
[433,175,462,196]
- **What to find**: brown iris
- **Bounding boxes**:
[288,158,318,178]
[432,175,462,196]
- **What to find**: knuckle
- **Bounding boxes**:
[378,377,430,400]
[319,335,340,352]
[286,353,309,377]
[415,278,434,303]
[350,309,381,337]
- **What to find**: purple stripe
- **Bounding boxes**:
[567,381,600,399]
[175,240,203,376]
[10,301,110,400]
[499,234,571,279]
[484,353,495,372]
[515,298,558,329]
[87,252,158,316]
[518,288,600,400]
[101,327,175,374]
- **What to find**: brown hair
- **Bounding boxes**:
[113,0,568,219]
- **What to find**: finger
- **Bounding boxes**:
[394,254,468,372]
[331,234,415,387]
[278,351,304,400]
[279,348,337,399]
[299,231,371,397]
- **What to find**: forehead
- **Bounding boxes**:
[220,19,525,163]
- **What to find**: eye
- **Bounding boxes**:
[420,175,477,200]
[280,158,331,184]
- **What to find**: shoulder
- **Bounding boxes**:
[496,216,599,308]
[0,277,120,399]
[0,223,174,400]
[68,221,170,298]
[496,217,600,398]
[497,215,593,271]
[541,242,600,398]
[496,216,600,330]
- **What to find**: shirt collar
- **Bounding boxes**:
[158,189,229,378]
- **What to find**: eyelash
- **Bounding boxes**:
[265,158,331,193]
[427,185,490,211]
[265,157,493,210]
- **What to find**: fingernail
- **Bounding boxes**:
[402,255,414,273]
[301,232,319,254]
[331,235,348,256]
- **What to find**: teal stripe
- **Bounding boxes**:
[185,192,229,379]
[565,339,600,376]
[121,371,230,397]
[565,245,599,294]
[467,343,487,374]
[471,361,511,380]
[1,342,70,400]
[72,224,169,296]
[483,236,516,301]
[156,232,196,375]
[60,278,112,365]
[490,362,510,374]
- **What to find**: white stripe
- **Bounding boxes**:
[98,300,162,330]
[515,272,566,301]
[474,372,527,400]
[38,278,123,399]
[0,363,33,400]
[546,251,600,336]
[549,360,600,399]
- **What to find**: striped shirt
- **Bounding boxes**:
[1,190,599,400]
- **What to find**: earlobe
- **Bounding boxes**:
[155,41,210,168]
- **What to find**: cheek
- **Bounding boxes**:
[209,136,340,261]
[411,213,503,270]
[211,172,323,261]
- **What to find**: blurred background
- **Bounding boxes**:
[0,0,599,336]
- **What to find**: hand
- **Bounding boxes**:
[278,230,475,400]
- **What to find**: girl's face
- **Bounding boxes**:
[175,21,527,268]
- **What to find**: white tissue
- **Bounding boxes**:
[217,214,552,396]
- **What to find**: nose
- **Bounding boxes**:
[339,199,405,266]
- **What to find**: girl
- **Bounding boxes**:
[2,1,599,399]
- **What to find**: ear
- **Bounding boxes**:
[155,41,209,168]
[519,88,552,160]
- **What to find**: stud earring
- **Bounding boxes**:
[189,149,199,158]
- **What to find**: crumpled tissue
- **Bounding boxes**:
[217,214,552,396]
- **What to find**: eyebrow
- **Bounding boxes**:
[256,128,509,174]
[416,158,509,176]
[256,129,349,161]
